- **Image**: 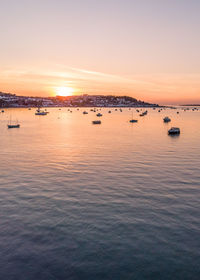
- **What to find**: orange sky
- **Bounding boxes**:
[0,0,200,105]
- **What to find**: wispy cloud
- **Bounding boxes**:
[1,65,200,103]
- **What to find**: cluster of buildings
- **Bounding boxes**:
[0,92,158,108]
[0,92,54,108]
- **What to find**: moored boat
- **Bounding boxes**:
[35,108,48,115]
[92,120,101,124]
[8,124,20,129]
[168,127,180,135]
[163,116,171,123]
[129,111,138,123]
[7,117,20,129]
[129,119,138,123]
[139,110,148,117]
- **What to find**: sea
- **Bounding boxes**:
[0,107,200,280]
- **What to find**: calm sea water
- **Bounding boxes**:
[0,107,200,280]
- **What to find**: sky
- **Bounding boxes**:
[0,0,200,104]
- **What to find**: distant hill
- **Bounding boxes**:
[0,91,159,108]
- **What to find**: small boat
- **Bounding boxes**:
[129,111,138,123]
[139,111,147,117]
[1,110,4,113]
[83,111,88,114]
[129,119,138,123]
[163,116,171,123]
[35,111,47,115]
[177,111,179,114]
[7,117,20,129]
[168,127,180,135]
[8,124,20,129]
[96,113,102,117]
[35,108,48,115]
[108,110,111,113]
[92,120,101,124]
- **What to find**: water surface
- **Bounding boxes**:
[0,107,200,279]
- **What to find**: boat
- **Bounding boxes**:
[96,113,102,117]
[108,110,111,113]
[139,110,147,117]
[92,120,101,124]
[7,117,20,129]
[168,127,180,135]
[83,111,88,114]
[1,110,4,113]
[8,124,20,129]
[35,108,48,115]
[129,119,138,123]
[129,111,138,123]
[163,116,171,123]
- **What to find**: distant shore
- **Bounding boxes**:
[1,104,162,109]
[0,91,160,108]
[181,104,200,106]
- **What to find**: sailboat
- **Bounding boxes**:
[7,116,20,128]
[129,111,138,123]
[35,107,48,115]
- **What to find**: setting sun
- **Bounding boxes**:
[55,86,74,97]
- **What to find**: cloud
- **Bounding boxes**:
[1,65,200,104]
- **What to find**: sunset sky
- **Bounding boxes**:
[0,0,200,104]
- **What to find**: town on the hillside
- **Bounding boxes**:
[0,91,159,108]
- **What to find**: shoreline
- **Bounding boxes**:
[1,105,163,109]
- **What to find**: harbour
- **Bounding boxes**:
[0,107,200,279]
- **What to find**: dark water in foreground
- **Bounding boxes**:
[0,107,200,280]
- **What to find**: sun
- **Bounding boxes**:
[55,86,74,97]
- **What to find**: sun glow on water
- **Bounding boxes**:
[55,86,74,97]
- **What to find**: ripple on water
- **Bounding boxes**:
[0,108,200,279]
